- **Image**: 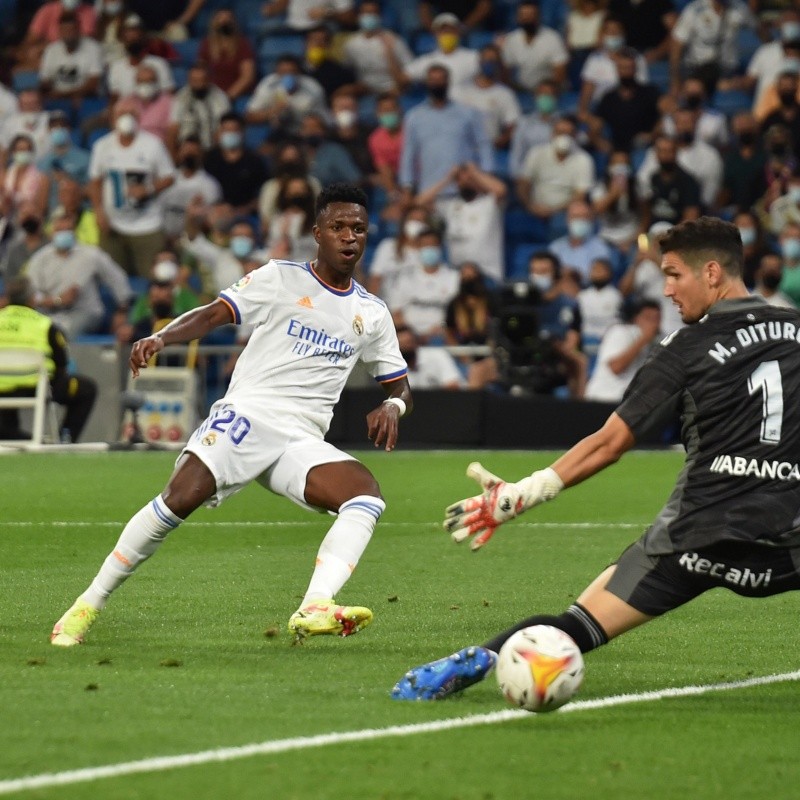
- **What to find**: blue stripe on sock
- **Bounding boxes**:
[151,499,180,529]
[340,499,384,520]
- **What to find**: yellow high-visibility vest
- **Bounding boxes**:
[0,305,56,391]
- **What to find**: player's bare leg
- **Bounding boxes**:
[288,460,384,641]
[51,454,215,646]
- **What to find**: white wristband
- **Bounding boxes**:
[383,397,407,417]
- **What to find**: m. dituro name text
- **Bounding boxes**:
[286,319,355,364]
[708,320,800,365]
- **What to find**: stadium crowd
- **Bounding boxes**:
[1,0,800,422]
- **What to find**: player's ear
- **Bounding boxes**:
[312,224,320,243]
[704,260,723,287]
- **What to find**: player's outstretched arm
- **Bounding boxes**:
[444,413,635,550]
[367,377,413,452]
[129,299,234,377]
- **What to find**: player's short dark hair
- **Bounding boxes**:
[315,183,368,218]
[658,216,744,278]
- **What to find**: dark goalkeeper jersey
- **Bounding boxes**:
[616,296,800,553]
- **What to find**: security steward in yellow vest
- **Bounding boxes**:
[0,277,97,442]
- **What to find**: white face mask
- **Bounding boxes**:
[115,113,137,136]
[553,134,573,155]
[135,82,158,101]
[404,219,426,239]
[12,150,33,167]
[334,109,357,128]
[531,274,553,292]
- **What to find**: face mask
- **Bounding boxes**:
[459,187,478,202]
[220,130,242,150]
[378,111,399,129]
[180,154,199,171]
[782,22,800,41]
[678,131,694,145]
[126,40,145,57]
[779,89,797,106]
[770,142,789,157]
[531,274,552,292]
[535,94,557,115]
[280,73,298,93]
[437,33,459,53]
[12,150,33,166]
[604,34,624,51]
[135,82,158,101]
[192,86,209,100]
[553,134,573,154]
[609,163,630,178]
[115,113,137,136]
[591,278,611,290]
[53,230,76,251]
[790,186,800,204]
[62,0,79,9]
[419,245,441,267]
[284,193,311,210]
[303,133,324,148]
[50,127,70,148]
[334,109,357,128]
[619,76,637,89]
[306,46,327,67]
[782,237,800,260]
[152,301,174,319]
[104,1,122,15]
[230,235,254,258]
[480,61,499,79]
[359,13,381,31]
[739,130,757,146]
[20,217,40,234]
[460,278,481,296]
[738,226,756,246]
[762,272,782,290]
[277,160,305,177]
[404,219,426,239]
[520,21,538,36]
[684,93,703,110]
[660,159,677,172]
[568,218,592,240]
[428,84,448,101]
[216,23,235,36]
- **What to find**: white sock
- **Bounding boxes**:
[302,495,385,605]
[81,496,183,610]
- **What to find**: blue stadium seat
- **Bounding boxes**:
[172,38,201,67]
[412,31,436,56]
[358,94,377,123]
[172,66,188,88]
[466,31,495,50]
[12,71,39,92]
[712,88,753,117]
[510,242,549,279]
[738,26,762,70]
[259,34,306,63]
[86,127,110,149]
[647,60,671,93]
[558,91,579,113]
[78,95,108,124]
[44,98,76,126]
[493,147,510,179]
[244,123,270,150]
[505,208,548,245]
[233,95,252,115]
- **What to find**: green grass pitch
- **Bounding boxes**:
[2,449,799,799]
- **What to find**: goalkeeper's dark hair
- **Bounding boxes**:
[315,183,369,219]
[658,216,743,279]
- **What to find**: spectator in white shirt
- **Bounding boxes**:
[577,257,624,358]
[396,325,463,390]
[39,12,103,104]
[261,0,356,32]
[0,89,51,164]
[509,79,560,180]
[753,253,795,309]
[660,76,729,150]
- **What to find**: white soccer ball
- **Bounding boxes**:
[496,625,585,713]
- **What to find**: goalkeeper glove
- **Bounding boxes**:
[443,461,564,551]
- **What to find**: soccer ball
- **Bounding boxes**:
[496,625,584,713]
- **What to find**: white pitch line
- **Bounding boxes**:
[1,670,797,796]
[4,521,644,529]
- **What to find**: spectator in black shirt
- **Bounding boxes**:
[204,112,269,214]
[761,69,800,159]
[590,47,660,153]
[608,0,677,62]
[643,135,701,230]
[303,26,357,103]
[330,88,375,187]
[719,112,766,214]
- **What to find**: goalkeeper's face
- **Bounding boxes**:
[661,252,715,324]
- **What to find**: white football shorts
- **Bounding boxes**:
[181,399,355,511]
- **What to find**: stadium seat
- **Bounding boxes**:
[233,95,251,115]
[412,31,436,56]
[0,349,60,445]
[558,91,579,113]
[244,123,270,150]
[738,27,762,70]
[712,88,753,116]
[172,38,201,67]
[510,242,549,279]
[358,94,377,123]
[467,31,495,50]
[12,71,39,92]
[505,208,548,245]
[172,66,188,88]
[78,95,107,124]
[259,34,306,63]
[85,127,110,148]
[647,60,671,93]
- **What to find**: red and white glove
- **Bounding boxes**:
[443,462,564,551]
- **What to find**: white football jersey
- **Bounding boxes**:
[219,259,407,436]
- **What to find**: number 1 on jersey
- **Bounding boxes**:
[748,360,783,445]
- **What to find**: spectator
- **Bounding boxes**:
[395,325,463,390]
[159,135,223,242]
[578,18,649,120]
[590,151,639,253]
[415,161,507,284]
[1,135,50,222]
[265,176,318,262]
[0,277,96,443]
[198,9,256,101]
[759,67,800,156]
[508,79,560,180]
[95,0,129,64]
[343,1,413,95]
[549,200,614,285]
[0,81,18,133]
[669,0,756,97]
[299,112,362,188]
[640,135,701,230]
[660,76,729,151]
[637,109,722,210]
[585,299,661,402]
[778,221,800,306]
[753,253,794,309]
[127,63,174,142]
[330,89,375,183]
[719,112,766,214]
[246,54,327,136]
[261,0,356,32]
[757,123,797,221]
[403,13,480,92]
[500,1,569,92]
[566,0,607,56]
[366,204,432,307]
[418,0,492,33]
[204,112,269,214]
[107,14,175,103]
[445,262,493,373]
[391,227,458,344]
[577,257,624,353]
[167,62,231,155]
[25,210,132,338]
[0,201,48,283]
[607,0,677,63]
[0,89,51,163]
[589,47,660,153]
[88,100,176,277]
[734,209,769,288]
[125,0,205,42]
[451,44,521,151]
[39,12,103,105]
[368,92,404,217]
[16,0,96,72]
[51,176,99,246]
[515,117,595,229]
[37,112,90,213]
[303,25,358,102]
[769,167,800,236]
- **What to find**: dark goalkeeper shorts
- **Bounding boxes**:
[605,537,800,617]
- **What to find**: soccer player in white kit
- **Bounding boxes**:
[51,184,413,647]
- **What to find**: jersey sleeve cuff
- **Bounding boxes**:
[375,368,408,383]
[218,293,241,325]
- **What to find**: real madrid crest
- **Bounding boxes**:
[201,432,218,446]
[353,315,364,336]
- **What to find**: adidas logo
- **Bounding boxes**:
[297,296,314,309]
